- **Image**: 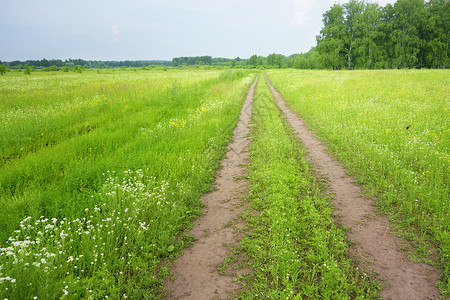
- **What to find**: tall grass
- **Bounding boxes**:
[267,69,449,294]
[218,70,248,81]
[0,70,255,298]
[0,70,218,166]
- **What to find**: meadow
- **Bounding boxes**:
[267,69,449,294]
[0,68,448,298]
[0,69,255,298]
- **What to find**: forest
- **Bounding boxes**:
[316,0,449,69]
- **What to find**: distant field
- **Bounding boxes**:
[0,69,255,298]
[267,69,449,292]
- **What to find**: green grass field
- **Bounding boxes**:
[267,69,449,294]
[0,69,256,298]
[0,69,448,298]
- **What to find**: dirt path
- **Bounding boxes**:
[265,75,441,300]
[165,77,258,299]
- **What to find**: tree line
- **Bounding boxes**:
[0,58,171,69]
[0,55,299,74]
[316,0,449,70]
[172,56,213,66]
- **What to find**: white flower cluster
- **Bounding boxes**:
[0,169,176,298]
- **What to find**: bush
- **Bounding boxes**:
[0,64,7,75]
[74,65,84,73]
[24,63,32,75]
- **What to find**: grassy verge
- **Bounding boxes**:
[267,69,449,295]
[236,77,380,298]
[0,70,255,298]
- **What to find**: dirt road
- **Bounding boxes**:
[165,75,440,299]
[165,77,258,299]
[265,74,440,300]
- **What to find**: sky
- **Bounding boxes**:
[0,0,396,62]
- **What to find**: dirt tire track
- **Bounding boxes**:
[264,75,441,300]
[164,77,258,300]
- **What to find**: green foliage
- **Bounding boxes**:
[293,48,323,69]
[96,61,108,68]
[73,65,84,73]
[268,69,449,295]
[172,56,212,66]
[425,0,450,69]
[0,64,7,75]
[317,0,449,69]
[4,58,171,70]
[24,63,31,75]
[265,53,284,68]
[65,62,75,70]
[247,55,258,67]
[316,4,346,70]
[42,65,59,72]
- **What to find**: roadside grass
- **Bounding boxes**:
[236,77,381,299]
[0,70,255,298]
[267,69,449,295]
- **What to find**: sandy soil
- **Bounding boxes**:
[265,74,440,300]
[164,78,258,299]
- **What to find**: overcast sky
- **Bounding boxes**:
[0,0,396,61]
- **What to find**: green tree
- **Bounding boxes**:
[354,3,383,69]
[256,56,265,66]
[378,4,396,68]
[96,61,108,69]
[65,61,75,70]
[24,63,31,75]
[293,54,310,69]
[248,54,258,67]
[74,65,84,73]
[317,4,346,69]
[342,0,365,70]
[391,0,426,68]
[0,64,7,75]
[309,49,324,69]
[425,0,449,68]
[266,53,283,68]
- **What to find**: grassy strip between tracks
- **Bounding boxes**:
[235,78,381,299]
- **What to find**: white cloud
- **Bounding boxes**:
[291,0,316,27]
[112,24,120,42]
